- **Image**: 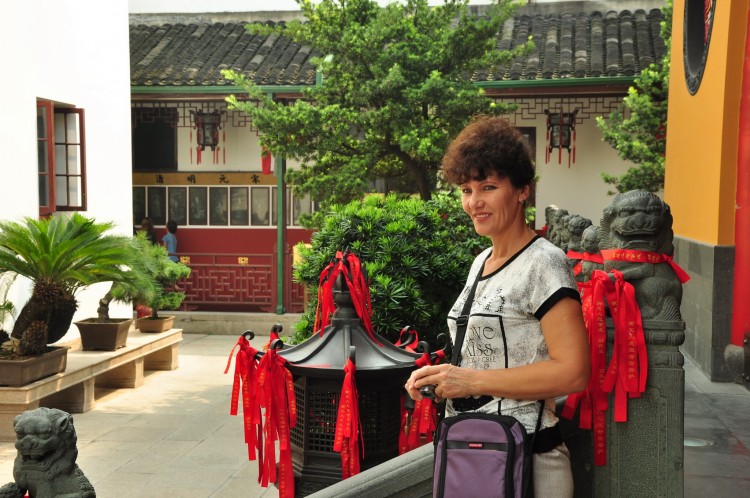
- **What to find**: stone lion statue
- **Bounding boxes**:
[599,190,684,321]
[549,208,570,249]
[1,407,95,498]
[567,215,593,254]
[578,225,604,282]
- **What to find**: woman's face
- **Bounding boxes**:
[459,173,528,239]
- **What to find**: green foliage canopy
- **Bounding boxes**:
[292,191,486,347]
[224,0,530,205]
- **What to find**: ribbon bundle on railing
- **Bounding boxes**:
[256,347,297,498]
[399,350,446,454]
[562,271,611,465]
[600,270,649,422]
[224,335,263,466]
[314,250,378,344]
[562,268,651,466]
[333,358,363,479]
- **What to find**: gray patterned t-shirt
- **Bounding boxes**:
[446,236,580,433]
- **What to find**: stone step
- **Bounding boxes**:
[171,311,303,337]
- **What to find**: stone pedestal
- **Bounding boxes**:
[566,320,685,497]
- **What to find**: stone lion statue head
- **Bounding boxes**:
[581,225,601,254]
[599,190,674,254]
[13,407,78,482]
[567,215,593,253]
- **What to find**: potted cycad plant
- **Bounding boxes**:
[0,214,133,385]
[135,237,191,333]
[74,234,159,350]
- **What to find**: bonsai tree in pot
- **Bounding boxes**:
[0,214,133,359]
[134,236,191,333]
[75,233,160,350]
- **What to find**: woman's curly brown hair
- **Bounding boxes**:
[441,116,535,188]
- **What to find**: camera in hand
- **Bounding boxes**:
[419,384,437,399]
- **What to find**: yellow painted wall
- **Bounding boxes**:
[665,0,747,245]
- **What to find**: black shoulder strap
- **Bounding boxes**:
[450,255,547,440]
[450,258,487,365]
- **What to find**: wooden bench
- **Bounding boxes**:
[0,328,182,442]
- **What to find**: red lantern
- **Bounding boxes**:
[545,109,578,167]
[190,110,225,164]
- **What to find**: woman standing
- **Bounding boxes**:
[405,116,589,496]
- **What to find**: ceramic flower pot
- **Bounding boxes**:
[0,346,68,387]
[74,318,133,351]
[136,315,175,333]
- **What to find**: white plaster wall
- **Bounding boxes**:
[0,0,133,340]
[533,118,627,227]
[510,100,630,228]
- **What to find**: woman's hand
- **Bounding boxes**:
[404,364,474,402]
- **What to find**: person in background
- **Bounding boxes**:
[140,217,157,245]
[405,116,589,497]
[162,220,179,262]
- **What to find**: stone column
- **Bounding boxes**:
[564,319,685,498]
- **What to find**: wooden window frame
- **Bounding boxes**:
[37,100,87,216]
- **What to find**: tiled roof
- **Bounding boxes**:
[129,8,665,88]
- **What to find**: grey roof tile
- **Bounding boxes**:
[130,8,665,88]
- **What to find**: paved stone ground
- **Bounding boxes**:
[1,333,748,496]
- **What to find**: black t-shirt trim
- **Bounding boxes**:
[534,287,581,320]
[480,235,541,280]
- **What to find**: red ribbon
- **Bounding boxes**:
[398,351,444,454]
[394,326,419,352]
[256,348,297,498]
[225,338,263,467]
[570,251,604,276]
[563,272,610,465]
[600,270,648,423]
[313,251,380,345]
[562,269,649,466]
[333,359,363,479]
[600,249,691,284]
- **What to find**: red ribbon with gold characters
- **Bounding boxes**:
[256,348,297,498]
[562,271,610,465]
[568,250,604,276]
[224,337,263,467]
[600,249,691,283]
[563,268,650,465]
[333,358,363,479]
[600,270,649,423]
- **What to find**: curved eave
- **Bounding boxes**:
[131,76,636,99]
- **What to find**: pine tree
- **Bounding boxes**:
[224,0,529,204]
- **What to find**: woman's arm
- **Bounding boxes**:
[405,297,589,401]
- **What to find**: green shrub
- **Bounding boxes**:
[292,190,486,348]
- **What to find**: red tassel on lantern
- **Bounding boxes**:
[262,147,272,175]
[334,357,362,479]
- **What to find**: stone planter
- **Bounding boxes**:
[136,315,175,333]
[0,346,69,387]
[74,318,133,351]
